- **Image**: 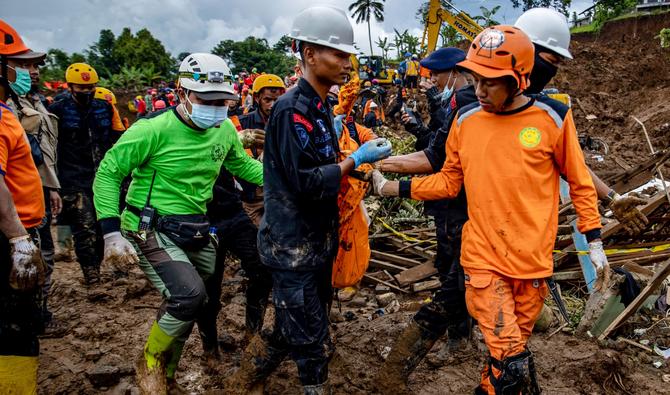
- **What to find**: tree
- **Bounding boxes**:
[86,29,118,78]
[440,25,461,47]
[176,52,191,63]
[404,35,420,56]
[113,28,174,78]
[349,0,386,57]
[375,36,393,60]
[273,35,293,53]
[212,36,294,76]
[474,5,501,27]
[393,28,408,59]
[510,0,572,16]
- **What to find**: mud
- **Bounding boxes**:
[37,13,670,395]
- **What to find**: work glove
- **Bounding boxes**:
[239,129,266,149]
[9,235,46,291]
[103,232,139,273]
[370,169,390,196]
[349,138,392,168]
[609,193,648,235]
[333,114,345,139]
[588,240,610,292]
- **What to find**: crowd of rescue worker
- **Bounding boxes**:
[0,5,652,395]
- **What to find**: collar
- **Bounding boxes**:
[297,78,330,115]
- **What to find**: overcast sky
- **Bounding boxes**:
[5,0,594,57]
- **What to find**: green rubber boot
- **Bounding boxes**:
[136,322,175,395]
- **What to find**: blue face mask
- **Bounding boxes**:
[441,71,456,102]
[9,66,32,96]
[185,95,228,129]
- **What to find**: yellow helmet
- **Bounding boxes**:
[65,62,99,84]
[94,87,116,104]
[252,74,285,94]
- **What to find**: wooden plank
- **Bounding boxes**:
[394,262,438,287]
[387,237,436,260]
[412,279,441,293]
[552,270,583,281]
[368,258,406,273]
[554,192,667,268]
[362,274,409,294]
[370,250,423,267]
[598,258,670,340]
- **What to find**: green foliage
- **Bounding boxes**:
[473,5,501,27]
[273,35,293,53]
[440,25,461,47]
[40,27,174,90]
[510,0,572,16]
[657,28,670,48]
[375,36,394,60]
[592,0,637,31]
[212,36,294,76]
[349,0,386,56]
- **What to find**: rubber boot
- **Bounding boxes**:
[303,380,331,395]
[222,333,286,395]
[136,321,175,395]
[82,266,101,285]
[373,319,440,395]
[245,302,267,338]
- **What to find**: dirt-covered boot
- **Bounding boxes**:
[223,333,285,395]
[82,266,101,285]
[136,322,175,395]
[166,378,188,395]
[373,319,440,395]
[303,380,332,395]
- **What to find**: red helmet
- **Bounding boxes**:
[0,19,29,56]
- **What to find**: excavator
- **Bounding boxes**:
[350,54,398,85]
[420,0,482,55]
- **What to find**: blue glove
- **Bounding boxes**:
[349,138,392,168]
[333,114,345,139]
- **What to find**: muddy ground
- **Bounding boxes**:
[38,13,670,395]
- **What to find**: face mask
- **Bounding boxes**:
[9,67,31,96]
[73,91,94,106]
[526,52,558,94]
[185,95,228,129]
[441,71,456,102]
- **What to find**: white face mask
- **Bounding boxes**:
[184,94,228,129]
[441,71,457,102]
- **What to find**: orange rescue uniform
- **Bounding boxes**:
[0,103,45,228]
[400,97,601,393]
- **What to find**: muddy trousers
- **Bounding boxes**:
[414,218,470,343]
[0,229,43,394]
[246,266,335,387]
[38,187,55,322]
[198,210,272,350]
[58,190,103,272]
[127,230,216,377]
[464,270,548,395]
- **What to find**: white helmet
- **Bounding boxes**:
[178,53,238,100]
[289,6,356,54]
[514,8,573,60]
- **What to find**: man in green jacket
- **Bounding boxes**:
[92,53,262,394]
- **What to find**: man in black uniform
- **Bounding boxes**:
[224,6,392,395]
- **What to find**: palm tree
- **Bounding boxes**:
[474,5,501,27]
[393,28,407,59]
[349,0,386,57]
[375,36,393,60]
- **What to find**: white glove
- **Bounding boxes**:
[370,170,389,196]
[588,240,610,292]
[103,232,139,273]
[9,235,46,291]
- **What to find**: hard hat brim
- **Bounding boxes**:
[193,90,239,101]
[7,49,46,63]
[457,59,519,84]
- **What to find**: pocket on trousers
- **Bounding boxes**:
[465,271,493,289]
[272,286,315,345]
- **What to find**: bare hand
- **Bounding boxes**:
[419,80,435,91]
[50,190,62,217]
[400,112,411,125]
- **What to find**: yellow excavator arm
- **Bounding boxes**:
[421,0,483,55]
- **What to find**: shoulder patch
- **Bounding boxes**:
[293,113,313,133]
[532,99,566,129]
[456,102,482,126]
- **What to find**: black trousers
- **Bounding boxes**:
[0,229,43,356]
[198,210,272,350]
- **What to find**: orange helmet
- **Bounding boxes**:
[457,25,534,91]
[0,19,29,56]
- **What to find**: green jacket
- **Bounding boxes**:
[93,109,263,233]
